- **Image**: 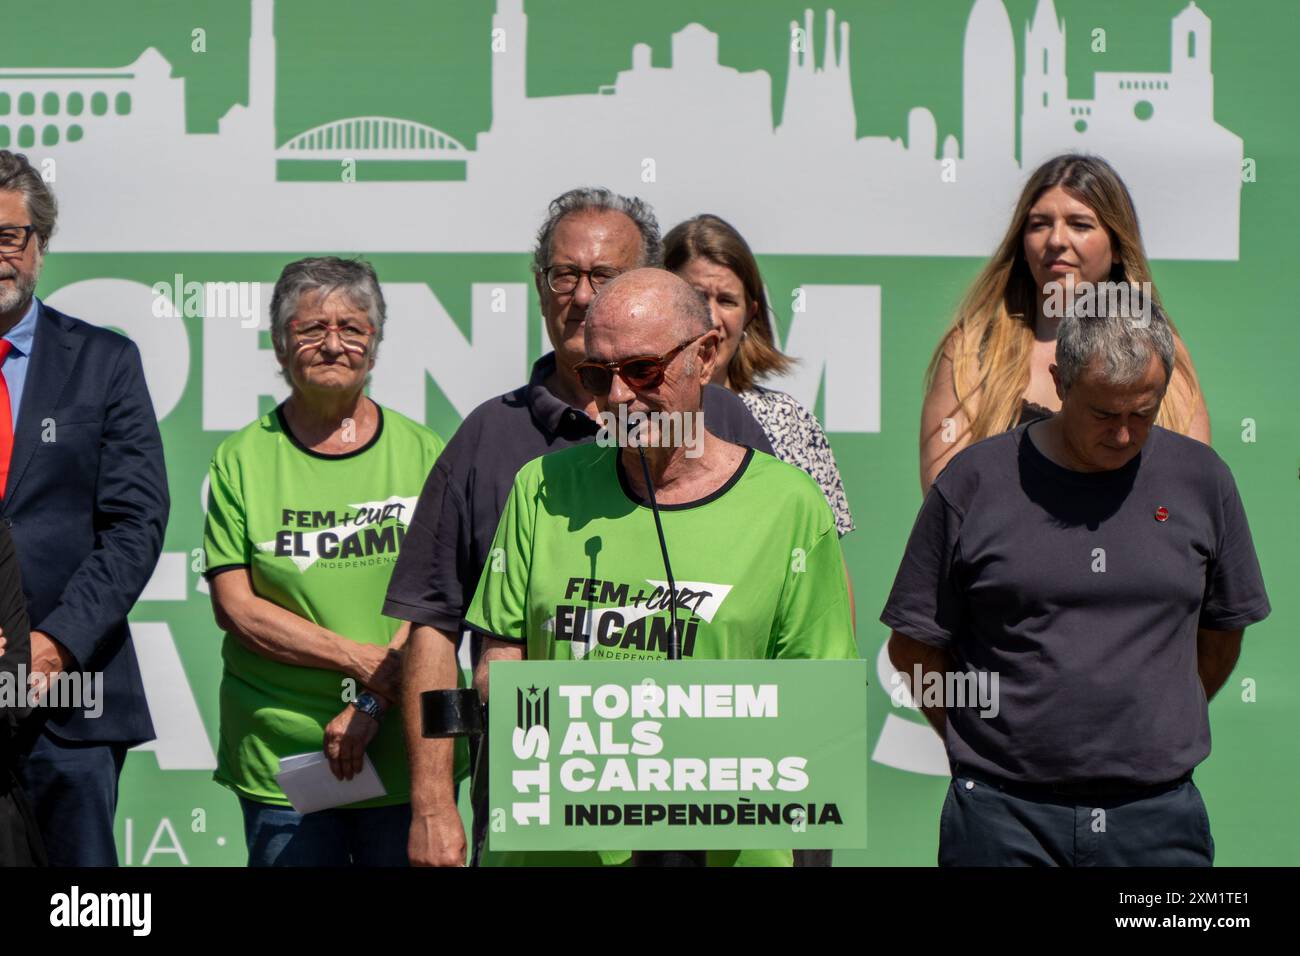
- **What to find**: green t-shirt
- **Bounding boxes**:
[465,443,858,865]
[204,404,445,808]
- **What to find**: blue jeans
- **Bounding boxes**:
[239,796,412,867]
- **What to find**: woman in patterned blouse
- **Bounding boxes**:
[666,214,857,873]
[664,214,855,538]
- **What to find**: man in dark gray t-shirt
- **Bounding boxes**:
[883,309,1269,867]
[387,188,772,867]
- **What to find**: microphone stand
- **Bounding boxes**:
[631,441,707,868]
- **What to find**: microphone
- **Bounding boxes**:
[582,536,602,650]
[631,440,706,868]
[635,442,681,661]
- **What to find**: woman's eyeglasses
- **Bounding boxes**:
[574,334,703,395]
[288,319,375,351]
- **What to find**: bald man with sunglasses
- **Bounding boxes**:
[461,269,857,867]
[385,189,771,867]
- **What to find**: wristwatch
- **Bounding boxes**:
[351,691,385,721]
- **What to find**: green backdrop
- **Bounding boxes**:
[2,0,1294,865]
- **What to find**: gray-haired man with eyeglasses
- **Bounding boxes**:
[0,149,169,866]
[384,187,771,867]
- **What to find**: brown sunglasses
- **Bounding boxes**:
[574,334,705,395]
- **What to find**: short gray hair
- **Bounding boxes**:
[532,187,662,275]
[269,256,386,364]
[0,150,58,252]
[1055,306,1175,394]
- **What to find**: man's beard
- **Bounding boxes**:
[0,256,40,315]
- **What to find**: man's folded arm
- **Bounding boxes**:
[887,630,954,737]
[1196,627,1244,701]
[471,634,525,704]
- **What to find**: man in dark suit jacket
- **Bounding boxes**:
[0,150,169,865]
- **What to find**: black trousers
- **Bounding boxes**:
[0,766,46,866]
[939,766,1214,867]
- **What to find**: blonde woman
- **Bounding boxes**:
[920,153,1210,493]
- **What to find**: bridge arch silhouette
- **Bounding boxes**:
[279,116,468,155]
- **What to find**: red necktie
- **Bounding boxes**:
[0,340,13,498]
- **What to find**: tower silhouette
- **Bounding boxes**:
[491,0,527,132]
[1171,2,1212,118]
[1022,0,1068,166]
[962,0,1016,167]
[779,9,855,144]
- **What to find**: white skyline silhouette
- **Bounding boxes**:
[0,0,1241,258]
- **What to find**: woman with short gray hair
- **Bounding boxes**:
[203,256,458,866]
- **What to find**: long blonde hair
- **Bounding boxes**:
[927,153,1201,442]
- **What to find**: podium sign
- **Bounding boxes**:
[488,659,868,852]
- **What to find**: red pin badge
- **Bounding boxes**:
[1154,506,1169,522]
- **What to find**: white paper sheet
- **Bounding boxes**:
[274,751,387,814]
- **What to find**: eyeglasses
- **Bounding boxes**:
[574,334,704,395]
[288,318,375,350]
[541,265,622,295]
[0,225,37,255]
